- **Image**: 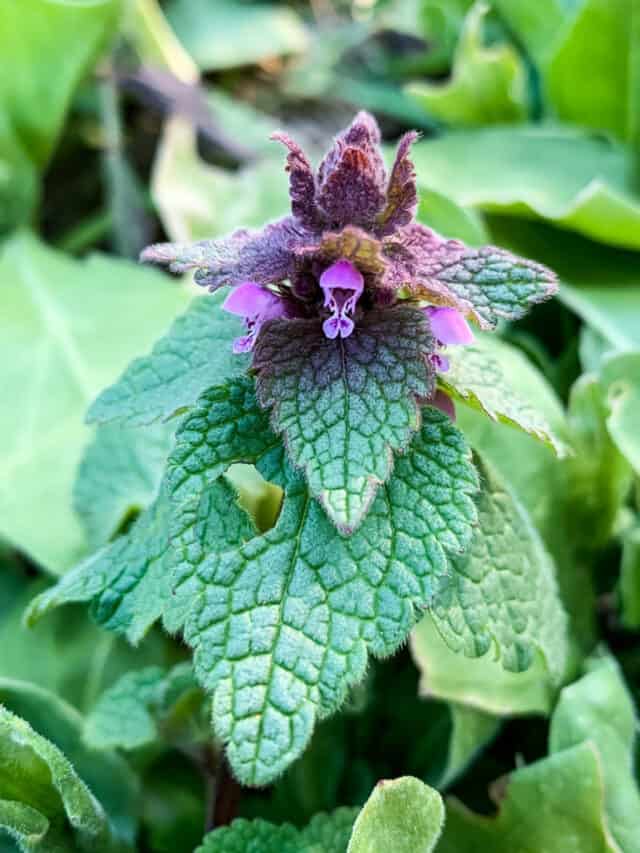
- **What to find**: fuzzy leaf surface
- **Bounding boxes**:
[27,477,254,645]
[414,241,557,331]
[84,663,200,751]
[165,382,478,785]
[0,707,125,852]
[196,808,357,853]
[88,292,248,427]
[430,454,568,677]
[0,679,137,847]
[441,335,567,455]
[412,455,569,715]
[348,776,444,853]
[253,308,434,532]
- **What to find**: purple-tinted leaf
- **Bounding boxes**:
[141,217,305,291]
[376,130,419,237]
[385,224,557,329]
[271,131,320,230]
[253,306,435,532]
[316,112,387,230]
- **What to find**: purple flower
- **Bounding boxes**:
[424,306,474,374]
[222,282,287,353]
[319,259,364,339]
[142,111,557,358]
[425,306,474,346]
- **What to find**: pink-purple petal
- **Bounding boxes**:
[425,306,475,345]
[319,259,364,301]
[223,282,279,318]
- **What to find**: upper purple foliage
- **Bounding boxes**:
[141,111,557,354]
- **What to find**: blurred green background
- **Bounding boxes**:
[1,1,639,851]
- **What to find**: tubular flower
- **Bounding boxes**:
[141,109,557,386]
[222,282,288,353]
[319,259,364,339]
[424,305,475,374]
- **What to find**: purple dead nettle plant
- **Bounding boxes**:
[143,111,557,520]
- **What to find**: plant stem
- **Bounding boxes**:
[201,743,220,834]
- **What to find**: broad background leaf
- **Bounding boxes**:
[166,0,308,71]
[0,0,120,232]
[88,292,248,427]
[439,655,640,852]
[0,232,188,574]
[407,2,528,127]
[413,127,640,249]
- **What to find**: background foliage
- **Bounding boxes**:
[1,0,639,851]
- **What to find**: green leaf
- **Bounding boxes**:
[413,126,640,250]
[565,374,633,552]
[440,335,567,455]
[84,663,201,751]
[166,377,277,509]
[0,800,48,851]
[0,554,170,729]
[253,309,435,533]
[439,742,618,853]
[26,497,173,645]
[411,618,557,716]
[166,0,308,71]
[0,679,137,847]
[598,352,640,474]
[550,656,640,853]
[0,706,129,852]
[543,0,638,143]
[74,422,173,549]
[33,378,478,787]
[417,190,489,247]
[0,0,120,231]
[439,704,500,788]
[432,455,568,677]
[87,292,248,428]
[619,520,640,629]
[408,0,475,75]
[165,382,478,784]
[564,284,640,353]
[347,777,444,853]
[200,777,443,853]
[411,455,569,714]
[27,474,254,645]
[438,654,640,852]
[0,231,188,574]
[407,2,528,127]
[489,0,568,67]
[197,808,358,853]
[489,217,640,352]
[151,107,289,244]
